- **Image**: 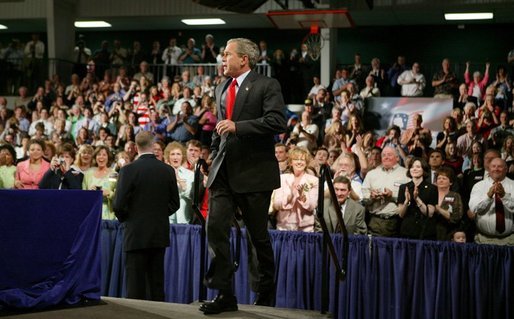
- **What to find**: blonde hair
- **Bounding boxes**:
[164,141,186,165]
[288,147,312,166]
[75,144,94,167]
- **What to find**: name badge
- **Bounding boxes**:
[444,196,454,203]
[474,176,483,180]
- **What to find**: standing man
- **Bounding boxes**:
[362,146,410,237]
[397,62,426,97]
[113,131,180,301]
[161,38,182,77]
[469,158,514,245]
[200,38,287,315]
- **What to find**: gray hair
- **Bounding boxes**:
[464,102,477,113]
[227,38,259,69]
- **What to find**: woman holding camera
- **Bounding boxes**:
[82,145,117,219]
[39,143,83,189]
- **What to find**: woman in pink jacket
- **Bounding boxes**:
[272,147,319,232]
[14,139,50,189]
[464,61,490,102]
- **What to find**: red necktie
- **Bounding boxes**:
[495,193,506,233]
[225,78,237,120]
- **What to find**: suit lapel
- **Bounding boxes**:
[328,202,339,232]
[232,71,257,121]
[216,79,231,120]
[343,200,353,226]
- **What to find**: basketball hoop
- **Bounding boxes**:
[266,9,355,62]
[303,23,323,61]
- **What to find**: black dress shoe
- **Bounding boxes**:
[253,291,275,307]
[199,294,238,315]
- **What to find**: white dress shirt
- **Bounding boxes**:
[469,176,514,237]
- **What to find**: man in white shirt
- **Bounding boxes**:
[362,146,410,237]
[161,38,182,77]
[172,87,196,115]
[397,62,426,97]
[469,158,514,245]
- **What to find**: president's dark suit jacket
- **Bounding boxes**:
[206,70,287,193]
[324,197,367,235]
[113,154,180,252]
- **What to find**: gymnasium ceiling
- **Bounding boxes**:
[0,0,513,33]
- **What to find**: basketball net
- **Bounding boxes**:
[304,23,322,61]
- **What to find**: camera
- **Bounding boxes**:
[58,157,66,165]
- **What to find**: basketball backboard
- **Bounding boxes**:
[266,9,354,30]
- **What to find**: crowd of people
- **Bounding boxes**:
[1,33,514,246]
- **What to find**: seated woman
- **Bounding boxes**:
[476,94,500,139]
[75,127,92,148]
[196,95,217,147]
[272,147,319,232]
[323,120,345,151]
[14,139,50,189]
[501,135,514,174]
[436,116,458,151]
[73,144,94,173]
[39,143,84,189]
[443,141,463,178]
[397,157,438,240]
[345,114,364,150]
[434,167,463,241]
[462,140,483,172]
[164,141,194,224]
[310,147,329,177]
[82,145,117,220]
[0,144,17,189]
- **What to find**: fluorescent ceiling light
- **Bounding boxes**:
[181,18,226,26]
[444,13,493,21]
[0,24,7,30]
[74,21,111,28]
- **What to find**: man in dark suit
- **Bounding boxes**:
[324,176,367,235]
[199,38,287,315]
[113,131,180,301]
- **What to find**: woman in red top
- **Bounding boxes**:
[477,94,500,139]
[443,141,463,178]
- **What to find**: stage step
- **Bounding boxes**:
[0,297,332,319]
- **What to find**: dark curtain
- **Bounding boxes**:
[0,190,102,309]
[101,222,514,319]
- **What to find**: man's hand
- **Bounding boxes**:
[382,187,393,199]
[487,184,496,198]
[496,182,506,198]
[216,119,236,135]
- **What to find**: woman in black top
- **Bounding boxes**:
[397,157,438,240]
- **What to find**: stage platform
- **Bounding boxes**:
[1,297,331,319]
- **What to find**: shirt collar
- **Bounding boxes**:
[233,70,251,87]
[381,164,399,172]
